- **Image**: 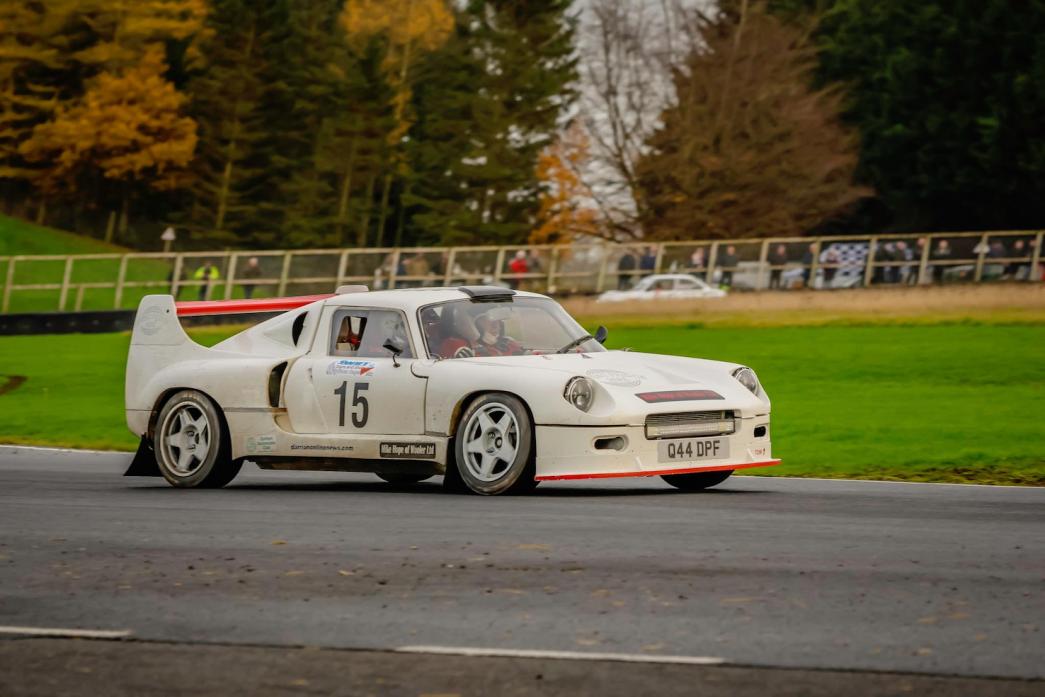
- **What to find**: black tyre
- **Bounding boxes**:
[660,469,733,491]
[451,393,536,495]
[377,473,432,485]
[154,390,241,488]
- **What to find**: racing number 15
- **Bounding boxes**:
[334,381,369,428]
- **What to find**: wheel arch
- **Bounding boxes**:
[448,389,536,441]
[147,387,231,452]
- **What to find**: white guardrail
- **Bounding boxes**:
[1,230,1042,313]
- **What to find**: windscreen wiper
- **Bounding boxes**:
[556,334,594,354]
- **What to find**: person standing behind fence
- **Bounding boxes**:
[617,250,636,289]
[719,245,738,288]
[823,246,840,287]
[768,244,787,289]
[639,247,657,277]
[895,241,913,284]
[193,260,220,300]
[801,243,816,287]
[689,248,706,281]
[240,257,262,299]
[507,250,529,289]
[931,239,952,283]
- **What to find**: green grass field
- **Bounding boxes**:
[0,321,1041,484]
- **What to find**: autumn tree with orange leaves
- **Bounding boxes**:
[21,47,197,240]
[531,122,600,245]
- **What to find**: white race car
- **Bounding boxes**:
[597,274,727,302]
[125,286,777,494]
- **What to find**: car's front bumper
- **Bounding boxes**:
[533,417,776,481]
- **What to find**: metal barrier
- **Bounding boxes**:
[1,230,1041,313]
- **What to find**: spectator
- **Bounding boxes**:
[895,241,914,285]
[801,243,816,287]
[768,244,787,289]
[931,239,952,283]
[1007,239,1030,279]
[616,250,636,289]
[872,242,895,284]
[689,248,707,281]
[718,245,739,288]
[240,256,262,299]
[639,247,657,277]
[404,252,431,287]
[507,250,529,289]
[823,246,840,286]
[193,260,220,300]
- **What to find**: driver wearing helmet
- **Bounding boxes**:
[472,308,523,357]
[435,305,523,358]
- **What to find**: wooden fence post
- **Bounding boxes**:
[58,256,74,311]
[973,233,989,282]
[277,252,292,297]
[114,255,129,308]
[757,239,770,290]
[863,236,878,287]
[225,253,239,299]
[1030,231,1044,283]
[2,258,16,313]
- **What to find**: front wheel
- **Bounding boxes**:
[660,469,733,491]
[452,393,536,495]
[154,390,241,488]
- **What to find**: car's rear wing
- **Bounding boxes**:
[129,294,334,346]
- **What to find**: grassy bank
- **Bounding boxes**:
[0,320,1041,485]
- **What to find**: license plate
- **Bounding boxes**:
[657,437,729,463]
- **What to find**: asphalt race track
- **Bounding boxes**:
[1,446,1043,696]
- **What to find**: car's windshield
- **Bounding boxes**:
[420,297,606,359]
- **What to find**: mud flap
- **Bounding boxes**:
[124,437,161,477]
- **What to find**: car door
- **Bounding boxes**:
[284,306,426,435]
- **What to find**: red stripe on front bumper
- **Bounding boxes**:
[175,294,334,316]
[534,459,781,481]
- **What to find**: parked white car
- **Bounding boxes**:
[125,286,776,495]
[597,274,727,302]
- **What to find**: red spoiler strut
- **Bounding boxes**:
[174,294,334,317]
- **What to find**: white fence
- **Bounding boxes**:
[1,230,1041,313]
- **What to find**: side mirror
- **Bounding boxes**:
[383,336,406,367]
[594,325,608,344]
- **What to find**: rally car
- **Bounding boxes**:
[125,285,777,495]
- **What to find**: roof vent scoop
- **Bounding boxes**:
[336,285,369,295]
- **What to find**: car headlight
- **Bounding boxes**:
[732,367,760,395]
[564,376,594,412]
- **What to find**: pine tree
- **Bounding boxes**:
[407,0,578,246]
[186,0,269,244]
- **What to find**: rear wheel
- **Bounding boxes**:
[660,469,733,491]
[452,393,536,495]
[154,390,241,488]
[377,473,432,485]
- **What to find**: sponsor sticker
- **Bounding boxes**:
[586,369,644,387]
[290,444,354,452]
[326,359,376,377]
[379,442,436,459]
[139,305,164,336]
[636,389,724,403]
[245,434,277,453]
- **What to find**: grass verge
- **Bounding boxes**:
[0,320,1042,485]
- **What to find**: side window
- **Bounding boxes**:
[330,310,414,359]
[675,278,696,289]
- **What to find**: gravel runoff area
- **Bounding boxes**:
[0,446,1042,696]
